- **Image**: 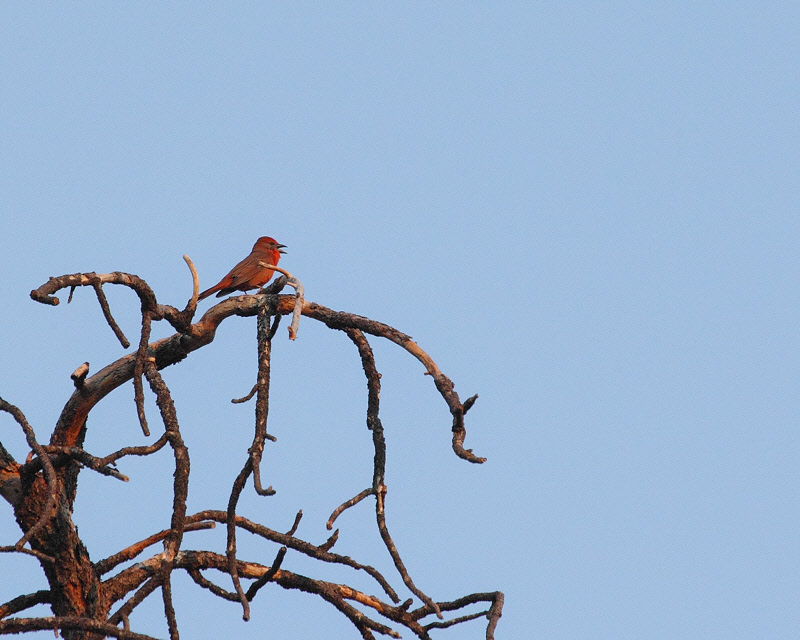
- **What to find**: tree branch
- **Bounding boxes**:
[15,270,499,638]
[0,616,161,640]
[0,399,59,552]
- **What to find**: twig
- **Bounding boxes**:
[231,384,257,404]
[91,279,131,348]
[99,433,169,467]
[70,362,90,388]
[133,315,153,437]
[376,506,441,620]
[327,488,372,530]
[0,545,54,564]
[225,294,280,619]
[412,591,504,640]
[183,254,199,319]
[245,546,286,601]
[143,363,189,563]
[286,510,303,536]
[319,529,339,552]
[95,521,215,576]
[161,571,178,640]
[107,576,161,626]
[0,589,51,619]
[423,610,487,630]
[187,569,240,601]
[25,446,129,482]
[226,458,253,620]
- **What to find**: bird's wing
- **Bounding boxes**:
[224,255,266,289]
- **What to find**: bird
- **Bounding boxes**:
[198,236,287,300]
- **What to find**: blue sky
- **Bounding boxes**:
[1,3,799,638]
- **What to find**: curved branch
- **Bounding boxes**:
[183,254,199,317]
[340,328,441,618]
[31,279,484,461]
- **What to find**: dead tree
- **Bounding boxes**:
[0,256,503,639]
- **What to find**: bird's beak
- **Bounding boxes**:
[277,243,287,254]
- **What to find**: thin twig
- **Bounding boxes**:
[327,488,373,530]
[186,569,240,601]
[0,545,54,564]
[24,446,129,482]
[423,610,488,630]
[161,571,179,640]
[95,521,215,576]
[91,279,131,348]
[133,313,152,437]
[231,384,257,404]
[412,591,504,640]
[99,433,169,467]
[226,458,253,620]
[245,546,286,601]
[319,529,339,552]
[286,510,303,536]
[107,577,161,626]
[183,254,199,320]
[376,506,441,620]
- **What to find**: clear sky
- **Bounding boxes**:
[1,4,799,639]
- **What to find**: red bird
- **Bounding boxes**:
[198,236,287,300]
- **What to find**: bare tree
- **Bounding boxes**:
[0,256,503,639]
